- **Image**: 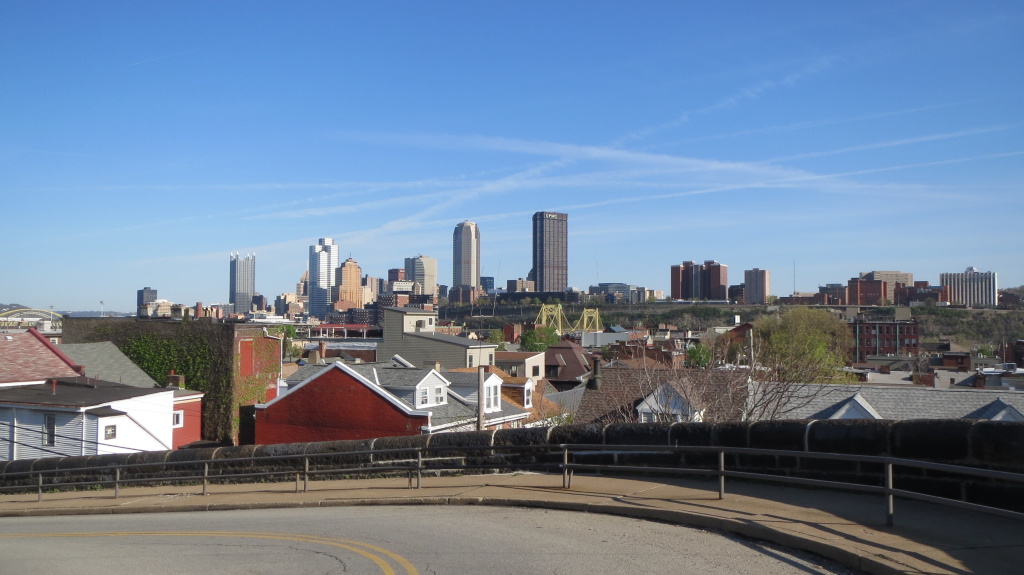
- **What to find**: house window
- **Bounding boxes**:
[468,356,474,367]
[489,353,494,364]
[419,388,429,406]
[434,386,445,404]
[172,410,184,428]
[43,414,56,446]
[532,365,540,377]
[525,387,533,408]
[485,386,493,409]
[104,425,116,440]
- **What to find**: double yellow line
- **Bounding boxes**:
[0,531,419,575]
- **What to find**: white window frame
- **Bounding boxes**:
[172,410,185,428]
[525,387,533,408]
[434,386,445,404]
[419,387,429,406]
[104,425,117,440]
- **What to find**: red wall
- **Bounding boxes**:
[255,366,427,444]
[173,398,204,448]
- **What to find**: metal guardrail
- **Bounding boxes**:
[2,443,1022,527]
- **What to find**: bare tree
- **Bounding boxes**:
[575,307,857,424]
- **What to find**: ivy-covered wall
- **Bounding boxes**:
[63,318,280,443]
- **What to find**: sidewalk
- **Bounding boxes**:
[0,472,1017,575]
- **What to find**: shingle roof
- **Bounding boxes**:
[59,342,158,388]
[781,385,1024,420]
[545,341,594,383]
[0,329,81,384]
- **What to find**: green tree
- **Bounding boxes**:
[746,307,856,420]
[684,342,712,367]
[520,325,559,352]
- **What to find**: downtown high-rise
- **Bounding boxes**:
[404,254,438,296]
[452,221,481,289]
[531,211,568,292]
[308,238,340,318]
[229,253,256,314]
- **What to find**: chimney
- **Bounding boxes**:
[318,340,327,361]
[51,379,56,395]
[423,361,442,372]
[167,369,186,388]
[586,358,602,390]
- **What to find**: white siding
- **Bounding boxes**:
[99,391,175,454]
[1,409,87,460]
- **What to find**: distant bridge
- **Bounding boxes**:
[0,308,63,329]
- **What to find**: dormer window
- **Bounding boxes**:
[484,384,501,412]
[434,386,445,404]
[524,386,533,408]
[419,388,429,406]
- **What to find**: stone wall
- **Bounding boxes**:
[3,420,1022,511]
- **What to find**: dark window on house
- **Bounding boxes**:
[43,414,56,446]
[532,365,540,377]
[104,425,116,440]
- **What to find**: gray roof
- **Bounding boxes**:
[781,384,1024,420]
[405,332,498,349]
[0,377,169,409]
[546,386,586,414]
[59,342,158,388]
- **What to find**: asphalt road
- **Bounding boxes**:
[0,506,858,574]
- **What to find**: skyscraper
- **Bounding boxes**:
[453,221,481,289]
[404,254,438,296]
[228,253,256,314]
[334,257,363,309]
[308,238,340,318]
[744,268,771,305]
[531,211,568,292]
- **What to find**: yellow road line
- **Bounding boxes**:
[0,531,419,575]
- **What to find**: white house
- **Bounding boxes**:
[0,377,176,461]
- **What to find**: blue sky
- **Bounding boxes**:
[2,1,1021,312]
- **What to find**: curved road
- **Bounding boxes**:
[0,506,857,574]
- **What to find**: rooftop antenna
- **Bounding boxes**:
[792,260,796,296]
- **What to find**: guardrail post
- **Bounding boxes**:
[416,449,422,489]
[114,467,120,499]
[303,457,309,493]
[37,472,42,502]
[202,462,209,496]
[562,447,569,489]
[885,461,894,527]
[718,451,725,500]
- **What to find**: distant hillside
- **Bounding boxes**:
[910,307,1024,350]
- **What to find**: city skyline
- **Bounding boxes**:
[2,3,1021,312]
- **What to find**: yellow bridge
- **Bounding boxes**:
[534,304,603,335]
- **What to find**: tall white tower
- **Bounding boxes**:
[308,238,340,318]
